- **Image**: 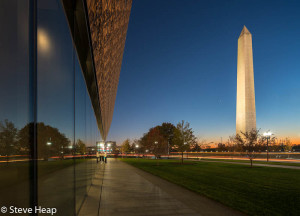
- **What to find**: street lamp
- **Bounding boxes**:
[154,141,158,159]
[100,143,104,153]
[46,138,52,160]
[184,142,188,159]
[263,131,272,162]
[135,145,139,158]
[47,137,52,146]
[168,134,173,159]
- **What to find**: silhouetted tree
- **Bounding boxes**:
[76,139,86,155]
[218,143,226,151]
[192,143,201,152]
[132,139,141,154]
[19,122,70,160]
[158,122,176,153]
[283,138,293,152]
[173,120,197,164]
[121,139,131,154]
[0,120,19,157]
[148,127,168,158]
[234,129,268,167]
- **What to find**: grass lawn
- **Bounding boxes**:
[200,158,300,167]
[121,158,300,216]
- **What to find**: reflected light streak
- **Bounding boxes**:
[38,28,50,53]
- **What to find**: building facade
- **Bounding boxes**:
[0,0,131,215]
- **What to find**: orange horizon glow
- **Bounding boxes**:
[202,137,300,146]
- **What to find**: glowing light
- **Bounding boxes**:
[263,132,272,137]
[47,142,52,145]
[38,28,50,53]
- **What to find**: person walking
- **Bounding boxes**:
[100,151,104,163]
[96,151,99,163]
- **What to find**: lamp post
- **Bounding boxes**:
[135,145,139,158]
[168,134,173,159]
[263,131,272,162]
[181,125,186,164]
[154,141,159,165]
[167,140,169,159]
[47,137,52,146]
[154,141,158,159]
[46,138,52,160]
[184,142,188,159]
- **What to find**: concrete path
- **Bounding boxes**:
[199,159,300,170]
[79,162,105,216]
[99,159,244,216]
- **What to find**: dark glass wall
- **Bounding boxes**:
[0,0,101,215]
[37,1,75,214]
[0,0,31,209]
[75,54,88,213]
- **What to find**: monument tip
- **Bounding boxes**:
[239,25,251,37]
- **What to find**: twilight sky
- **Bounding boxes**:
[107,0,300,145]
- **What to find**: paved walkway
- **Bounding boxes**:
[98,159,244,216]
[79,162,105,216]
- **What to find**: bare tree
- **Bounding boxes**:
[196,137,206,150]
[173,120,197,164]
[283,138,293,152]
[234,129,262,167]
[121,139,131,155]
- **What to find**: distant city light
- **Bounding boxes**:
[263,132,272,137]
[47,141,52,145]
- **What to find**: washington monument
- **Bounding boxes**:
[236,26,256,135]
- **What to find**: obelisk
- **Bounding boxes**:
[236,26,256,135]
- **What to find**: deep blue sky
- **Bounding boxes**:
[107,0,300,145]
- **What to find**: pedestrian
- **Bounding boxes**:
[100,151,104,162]
[96,151,99,163]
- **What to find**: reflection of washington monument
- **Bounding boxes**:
[236,26,256,135]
